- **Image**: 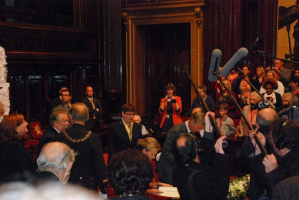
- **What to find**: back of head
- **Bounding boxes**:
[37,142,75,175]
[271,118,299,150]
[70,102,89,122]
[0,181,100,200]
[257,108,278,128]
[0,113,24,141]
[137,137,161,151]
[174,133,198,164]
[107,149,153,196]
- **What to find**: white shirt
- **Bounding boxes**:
[260,80,284,96]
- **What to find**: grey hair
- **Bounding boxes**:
[282,93,294,102]
[71,102,89,122]
[49,111,67,126]
[37,143,76,174]
[257,111,279,127]
[0,182,100,200]
[190,111,205,125]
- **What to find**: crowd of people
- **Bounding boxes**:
[1,60,299,200]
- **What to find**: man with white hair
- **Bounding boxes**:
[37,142,75,184]
[133,114,149,135]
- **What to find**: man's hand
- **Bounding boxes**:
[214,136,227,154]
[145,189,162,195]
[249,130,266,155]
[157,182,173,187]
[263,154,278,173]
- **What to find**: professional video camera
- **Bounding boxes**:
[278,106,299,124]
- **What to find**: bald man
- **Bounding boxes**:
[37,142,75,184]
[235,108,279,193]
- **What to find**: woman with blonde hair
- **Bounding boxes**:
[252,66,266,91]
[137,137,172,196]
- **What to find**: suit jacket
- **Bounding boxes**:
[107,119,142,161]
[173,154,229,200]
[37,126,59,155]
[50,96,62,111]
[81,96,103,129]
[159,96,183,128]
[157,121,214,185]
[55,124,107,193]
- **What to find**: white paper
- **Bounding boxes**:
[158,187,180,199]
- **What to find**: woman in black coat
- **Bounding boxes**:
[0,113,37,181]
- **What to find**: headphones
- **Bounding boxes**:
[275,120,289,150]
[188,134,203,155]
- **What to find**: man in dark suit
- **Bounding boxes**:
[107,103,142,162]
[55,102,107,195]
[50,86,68,111]
[53,90,72,129]
[81,86,103,134]
[37,110,69,155]
[157,111,215,185]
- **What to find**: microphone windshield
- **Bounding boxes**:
[208,49,222,82]
[220,47,248,78]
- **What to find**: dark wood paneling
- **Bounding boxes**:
[143,23,191,116]
[202,0,277,92]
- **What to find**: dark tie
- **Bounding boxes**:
[67,105,70,112]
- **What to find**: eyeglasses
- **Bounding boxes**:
[125,113,135,116]
[61,94,70,97]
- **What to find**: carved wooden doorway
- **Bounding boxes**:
[122,2,205,116]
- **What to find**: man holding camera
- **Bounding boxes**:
[266,59,291,92]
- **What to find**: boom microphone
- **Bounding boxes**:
[220,47,248,78]
[246,34,263,59]
[208,49,222,82]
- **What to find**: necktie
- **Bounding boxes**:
[125,122,133,142]
[67,105,70,112]
[90,99,95,109]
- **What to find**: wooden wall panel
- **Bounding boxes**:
[202,0,277,93]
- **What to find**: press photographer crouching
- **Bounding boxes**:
[247,118,299,199]
[172,133,229,200]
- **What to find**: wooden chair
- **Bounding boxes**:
[24,121,43,159]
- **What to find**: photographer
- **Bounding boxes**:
[159,83,183,133]
[261,78,282,108]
